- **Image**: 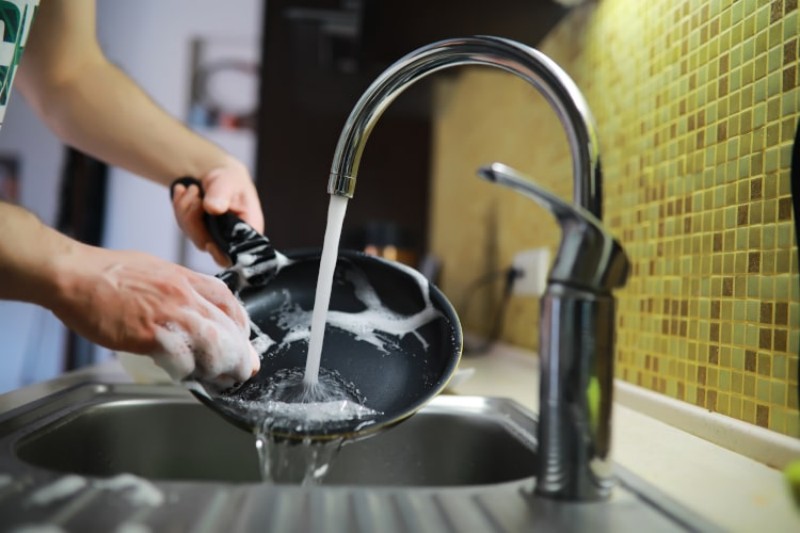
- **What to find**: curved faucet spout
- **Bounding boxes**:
[327,35,603,218]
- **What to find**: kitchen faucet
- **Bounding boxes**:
[326,36,629,501]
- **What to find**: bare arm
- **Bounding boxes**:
[15,0,263,263]
[0,201,260,389]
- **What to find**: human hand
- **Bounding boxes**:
[171,157,264,266]
[50,244,260,391]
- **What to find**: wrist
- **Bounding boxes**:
[180,144,237,184]
[36,236,91,313]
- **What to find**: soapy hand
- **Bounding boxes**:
[50,245,260,390]
[171,158,264,267]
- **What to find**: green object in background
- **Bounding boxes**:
[785,459,800,507]
[587,376,600,432]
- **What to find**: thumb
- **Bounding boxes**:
[202,177,233,215]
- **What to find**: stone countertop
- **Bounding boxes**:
[450,342,800,532]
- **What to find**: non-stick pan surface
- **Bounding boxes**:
[172,179,462,441]
[200,249,462,440]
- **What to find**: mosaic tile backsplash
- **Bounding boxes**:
[428,0,800,436]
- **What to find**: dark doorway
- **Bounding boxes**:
[255,0,567,260]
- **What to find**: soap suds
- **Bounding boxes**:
[151,287,258,393]
[216,367,380,433]
[10,525,65,533]
[95,474,164,507]
[114,524,151,533]
[266,265,441,355]
[29,475,87,506]
[27,474,163,508]
[225,222,293,291]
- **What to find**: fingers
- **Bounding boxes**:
[173,183,230,267]
[151,291,260,389]
[172,159,264,268]
[172,183,211,249]
[59,248,258,389]
[203,170,265,234]
[185,273,261,384]
[190,273,249,329]
[201,171,232,214]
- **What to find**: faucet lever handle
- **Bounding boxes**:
[478,162,628,292]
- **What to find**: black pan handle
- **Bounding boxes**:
[170,177,278,288]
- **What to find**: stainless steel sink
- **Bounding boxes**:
[11,389,536,486]
[0,382,717,532]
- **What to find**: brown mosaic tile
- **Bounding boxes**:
[774,329,788,351]
[697,388,706,408]
[749,252,761,273]
[710,345,720,365]
[707,390,718,412]
[761,302,774,323]
[738,205,750,225]
[778,197,793,221]
[775,302,789,325]
[756,404,770,428]
[745,350,758,373]
[784,66,797,91]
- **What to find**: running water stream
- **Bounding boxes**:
[252,195,366,484]
[304,194,349,386]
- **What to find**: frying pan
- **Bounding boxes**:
[170,178,463,441]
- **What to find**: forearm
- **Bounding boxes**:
[22,59,232,186]
[15,0,232,187]
[0,202,74,307]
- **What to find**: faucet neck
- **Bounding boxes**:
[328,35,603,219]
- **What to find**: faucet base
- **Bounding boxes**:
[535,284,616,501]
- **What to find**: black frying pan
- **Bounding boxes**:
[171,178,463,441]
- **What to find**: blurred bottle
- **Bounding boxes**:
[346,220,418,267]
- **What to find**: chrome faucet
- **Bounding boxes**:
[326,36,629,501]
[478,162,628,501]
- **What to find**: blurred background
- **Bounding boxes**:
[0,0,567,392]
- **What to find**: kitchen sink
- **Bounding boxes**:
[11,389,536,486]
[0,382,717,532]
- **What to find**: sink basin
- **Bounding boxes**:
[11,390,536,486]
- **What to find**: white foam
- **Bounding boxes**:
[151,289,257,391]
[10,525,66,533]
[114,523,151,533]
[27,474,163,509]
[248,319,275,357]
[29,475,87,506]
[228,223,293,289]
[266,262,441,355]
[234,398,377,423]
[95,474,164,507]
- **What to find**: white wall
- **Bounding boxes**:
[0,0,264,393]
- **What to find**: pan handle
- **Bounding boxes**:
[170,177,278,287]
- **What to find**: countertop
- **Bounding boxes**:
[2,348,799,532]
